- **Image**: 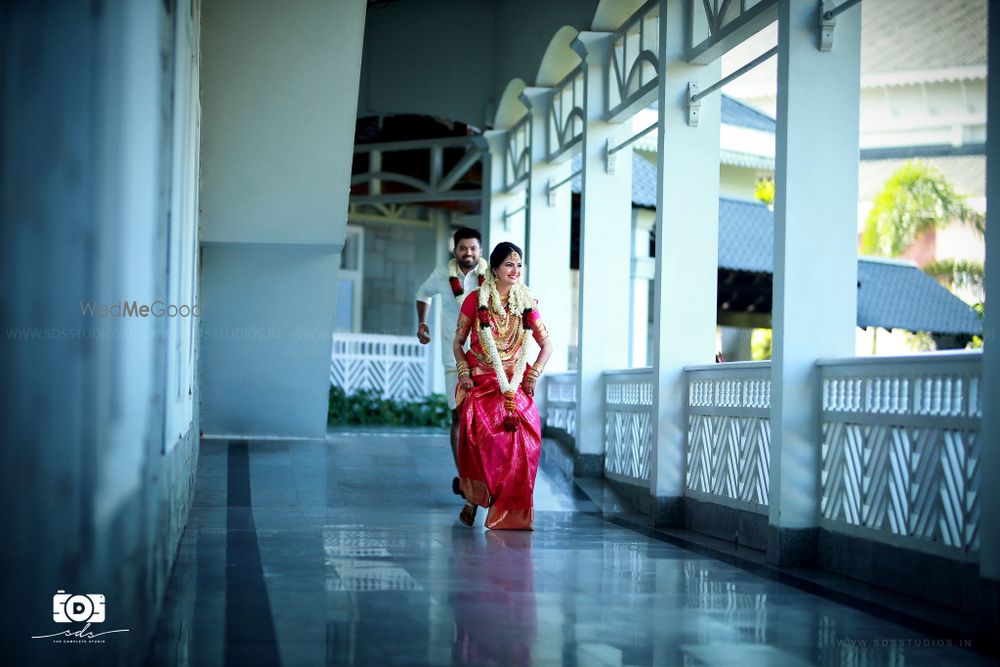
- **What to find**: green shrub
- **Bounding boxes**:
[328,386,450,428]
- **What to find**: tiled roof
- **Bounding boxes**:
[716,197,982,335]
[721,95,775,132]
[862,0,986,73]
[718,0,986,94]
[571,157,982,335]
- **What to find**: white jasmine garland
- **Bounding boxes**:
[479,324,529,394]
[476,270,533,394]
[448,258,488,307]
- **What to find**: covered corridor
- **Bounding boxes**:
[144,429,991,666]
[4,0,1000,665]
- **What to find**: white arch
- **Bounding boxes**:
[535,26,583,87]
[591,0,648,32]
[493,78,528,129]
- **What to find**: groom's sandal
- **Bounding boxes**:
[459,502,477,526]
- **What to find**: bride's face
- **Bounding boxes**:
[493,253,522,289]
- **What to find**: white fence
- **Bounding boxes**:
[544,372,577,437]
[603,368,654,485]
[330,333,432,401]
[819,352,983,561]
[685,362,772,514]
[532,352,986,564]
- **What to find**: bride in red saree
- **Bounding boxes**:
[452,242,553,530]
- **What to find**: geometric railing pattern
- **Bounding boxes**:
[603,368,653,485]
[544,372,578,438]
[505,114,531,192]
[547,63,584,162]
[607,0,661,119]
[685,362,771,514]
[349,137,485,206]
[330,333,432,401]
[686,0,778,64]
[819,352,983,560]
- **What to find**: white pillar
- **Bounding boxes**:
[521,87,572,373]
[648,0,722,524]
[481,130,527,254]
[977,0,1000,590]
[430,211,449,395]
[199,0,367,438]
[768,0,861,564]
[572,32,633,475]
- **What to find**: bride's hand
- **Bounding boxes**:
[521,377,536,396]
[459,376,474,390]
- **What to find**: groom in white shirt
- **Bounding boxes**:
[415,227,486,478]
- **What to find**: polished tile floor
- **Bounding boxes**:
[144,428,994,667]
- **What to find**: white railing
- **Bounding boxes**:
[505,114,531,192]
[686,0,778,64]
[604,368,654,485]
[547,64,585,162]
[544,372,577,437]
[608,0,660,120]
[330,333,432,401]
[819,352,983,561]
[685,362,771,514]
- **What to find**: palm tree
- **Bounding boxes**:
[922,258,985,306]
[860,160,984,257]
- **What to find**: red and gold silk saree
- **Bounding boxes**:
[455,291,545,530]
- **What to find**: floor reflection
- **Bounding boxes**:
[144,431,995,667]
[451,530,536,666]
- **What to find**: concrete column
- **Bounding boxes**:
[977,0,1000,620]
[571,32,633,476]
[521,87,573,372]
[481,130,527,254]
[768,0,861,564]
[430,211,449,395]
[648,0,722,524]
[199,0,367,438]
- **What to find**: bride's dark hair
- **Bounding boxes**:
[489,242,524,272]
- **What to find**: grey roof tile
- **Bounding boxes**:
[573,155,981,335]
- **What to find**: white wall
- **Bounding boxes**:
[0,0,202,662]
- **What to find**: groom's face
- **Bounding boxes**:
[454,239,481,270]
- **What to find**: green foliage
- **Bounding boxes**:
[328,386,451,428]
[861,160,983,257]
[968,304,984,349]
[923,258,985,305]
[754,177,775,207]
[751,328,772,361]
[904,330,937,352]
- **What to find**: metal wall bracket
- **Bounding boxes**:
[605,138,617,175]
[819,0,862,52]
[687,82,701,127]
[820,0,837,51]
[546,178,556,207]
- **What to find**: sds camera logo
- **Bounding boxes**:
[31,590,130,644]
[53,590,105,624]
